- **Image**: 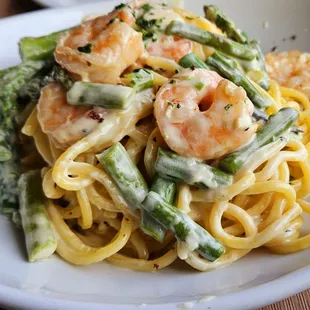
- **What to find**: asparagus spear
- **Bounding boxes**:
[165,21,257,61]
[140,175,177,239]
[19,29,68,61]
[124,69,154,92]
[206,52,272,108]
[155,148,233,189]
[18,170,57,262]
[248,40,270,90]
[203,5,248,44]
[178,53,210,69]
[142,191,225,261]
[19,65,74,100]
[0,160,20,214]
[97,143,166,242]
[67,82,135,110]
[0,128,12,161]
[0,61,46,211]
[219,107,298,174]
[150,175,177,205]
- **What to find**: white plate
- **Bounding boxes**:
[1,1,310,309]
[33,0,105,8]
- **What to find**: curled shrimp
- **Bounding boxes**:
[55,6,144,84]
[37,82,107,149]
[154,68,256,160]
[266,51,310,98]
[136,3,193,62]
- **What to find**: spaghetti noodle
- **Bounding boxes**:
[12,1,310,271]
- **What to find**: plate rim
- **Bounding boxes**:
[1,264,310,309]
[1,2,310,310]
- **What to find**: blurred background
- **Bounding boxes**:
[0,0,41,17]
[0,0,110,17]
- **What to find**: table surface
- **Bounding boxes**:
[0,1,309,310]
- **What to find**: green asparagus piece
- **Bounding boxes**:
[219,108,299,174]
[97,143,166,242]
[0,65,20,80]
[179,53,210,69]
[0,160,20,214]
[155,148,233,189]
[204,5,248,44]
[150,175,177,205]
[0,61,46,211]
[142,191,225,261]
[0,128,12,161]
[20,65,74,100]
[206,52,272,108]
[140,175,177,240]
[67,82,135,110]
[249,40,270,90]
[19,29,68,61]
[165,21,257,61]
[124,69,154,92]
[18,170,57,262]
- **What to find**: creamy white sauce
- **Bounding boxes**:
[198,295,216,303]
[177,302,194,310]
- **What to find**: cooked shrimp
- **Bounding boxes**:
[154,68,256,160]
[55,6,144,84]
[135,3,193,62]
[266,51,310,98]
[37,82,107,149]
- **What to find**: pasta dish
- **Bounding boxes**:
[1,0,310,272]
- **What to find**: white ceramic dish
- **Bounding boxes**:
[1,1,310,309]
[33,0,104,8]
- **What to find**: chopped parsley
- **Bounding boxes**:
[161,2,168,6]
[186,16,194,20]
[77,43,92,53]
[136,17,163,31]
[167,101,175,107]
[108,17,118,25]
[114,3,126,10]
[224,104,233,111]
[141,4,154,13]
[195,82,204,90]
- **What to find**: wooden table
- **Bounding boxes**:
[0,0,309,309]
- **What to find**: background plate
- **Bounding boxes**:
[0,1,310,309]
[33,0,105,8]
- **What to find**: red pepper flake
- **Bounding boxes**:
[153,263,159,270]
[89,110,104,123]
[190,65,196,71]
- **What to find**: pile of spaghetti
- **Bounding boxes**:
[1,1,310,272]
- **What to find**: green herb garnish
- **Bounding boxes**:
[77,43,93,54]
[141,4,154,13]
[195,82,204,90]
[115,3,126,10]
[224,104,233,111]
